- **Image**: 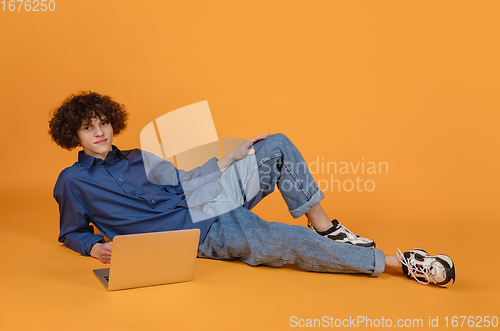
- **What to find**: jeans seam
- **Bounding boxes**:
[245,153,280,185]
[282,159,312,201]
[238,153,281,201]
[244,152,313,202]
[250,257,359,273]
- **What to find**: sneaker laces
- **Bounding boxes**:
[396,248,431,285]
[338,222,358,237]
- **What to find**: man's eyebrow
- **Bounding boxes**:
[80,119,95,127]
[80,116,108,127]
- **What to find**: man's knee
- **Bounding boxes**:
[268,132,290,145]
[254,133,291,151]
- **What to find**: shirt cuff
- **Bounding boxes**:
[82,236,105,256]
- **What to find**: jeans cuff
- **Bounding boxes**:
[289,189,325,218]
[370,248,385,277]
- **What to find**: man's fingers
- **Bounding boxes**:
[103,243,113,252]
[99,242,113,262]
[249,133,270,143]
[100,254,111,263]
[230,134,269,161]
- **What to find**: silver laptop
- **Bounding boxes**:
[93,229,200,291]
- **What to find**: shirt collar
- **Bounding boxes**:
[78,145,128,169]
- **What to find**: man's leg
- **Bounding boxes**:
[198,206,385,276]
[241,133,323,216]
[304,203,332,232]
[384,255,403,273]
[227,133,374,246]
[198,206,455,286]
[199,134,454,285]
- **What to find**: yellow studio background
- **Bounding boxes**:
[0,1,499,330]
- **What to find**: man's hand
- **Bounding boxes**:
[90,242,113,264]
[217,133,270,171]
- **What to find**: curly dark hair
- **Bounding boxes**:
[48,91,128,150]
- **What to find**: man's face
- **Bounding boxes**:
[77,117,114,160]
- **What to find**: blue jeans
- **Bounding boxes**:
[197,133,385,276]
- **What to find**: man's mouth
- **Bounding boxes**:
[95,139,108,144]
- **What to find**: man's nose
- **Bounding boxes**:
[95,126,104,136]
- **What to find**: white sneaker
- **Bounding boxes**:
[397,248,455,287]
[308,219,376,248]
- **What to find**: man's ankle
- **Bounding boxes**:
[309,219,334,232]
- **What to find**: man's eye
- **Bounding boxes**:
[83,126,91,131]
[101,122,108,126]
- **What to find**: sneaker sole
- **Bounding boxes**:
[435,254,455,287]
[333,239,376,248]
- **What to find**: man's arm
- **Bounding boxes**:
[55,191,105,257]
[142,150,218,191]
[143,134,270,189]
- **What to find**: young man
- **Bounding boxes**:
[49,91,455,287]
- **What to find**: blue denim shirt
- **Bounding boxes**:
[53,145,221,256]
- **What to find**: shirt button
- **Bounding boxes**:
[119,178,123,181]
[168,208,172,210]
[151,199,155,203]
